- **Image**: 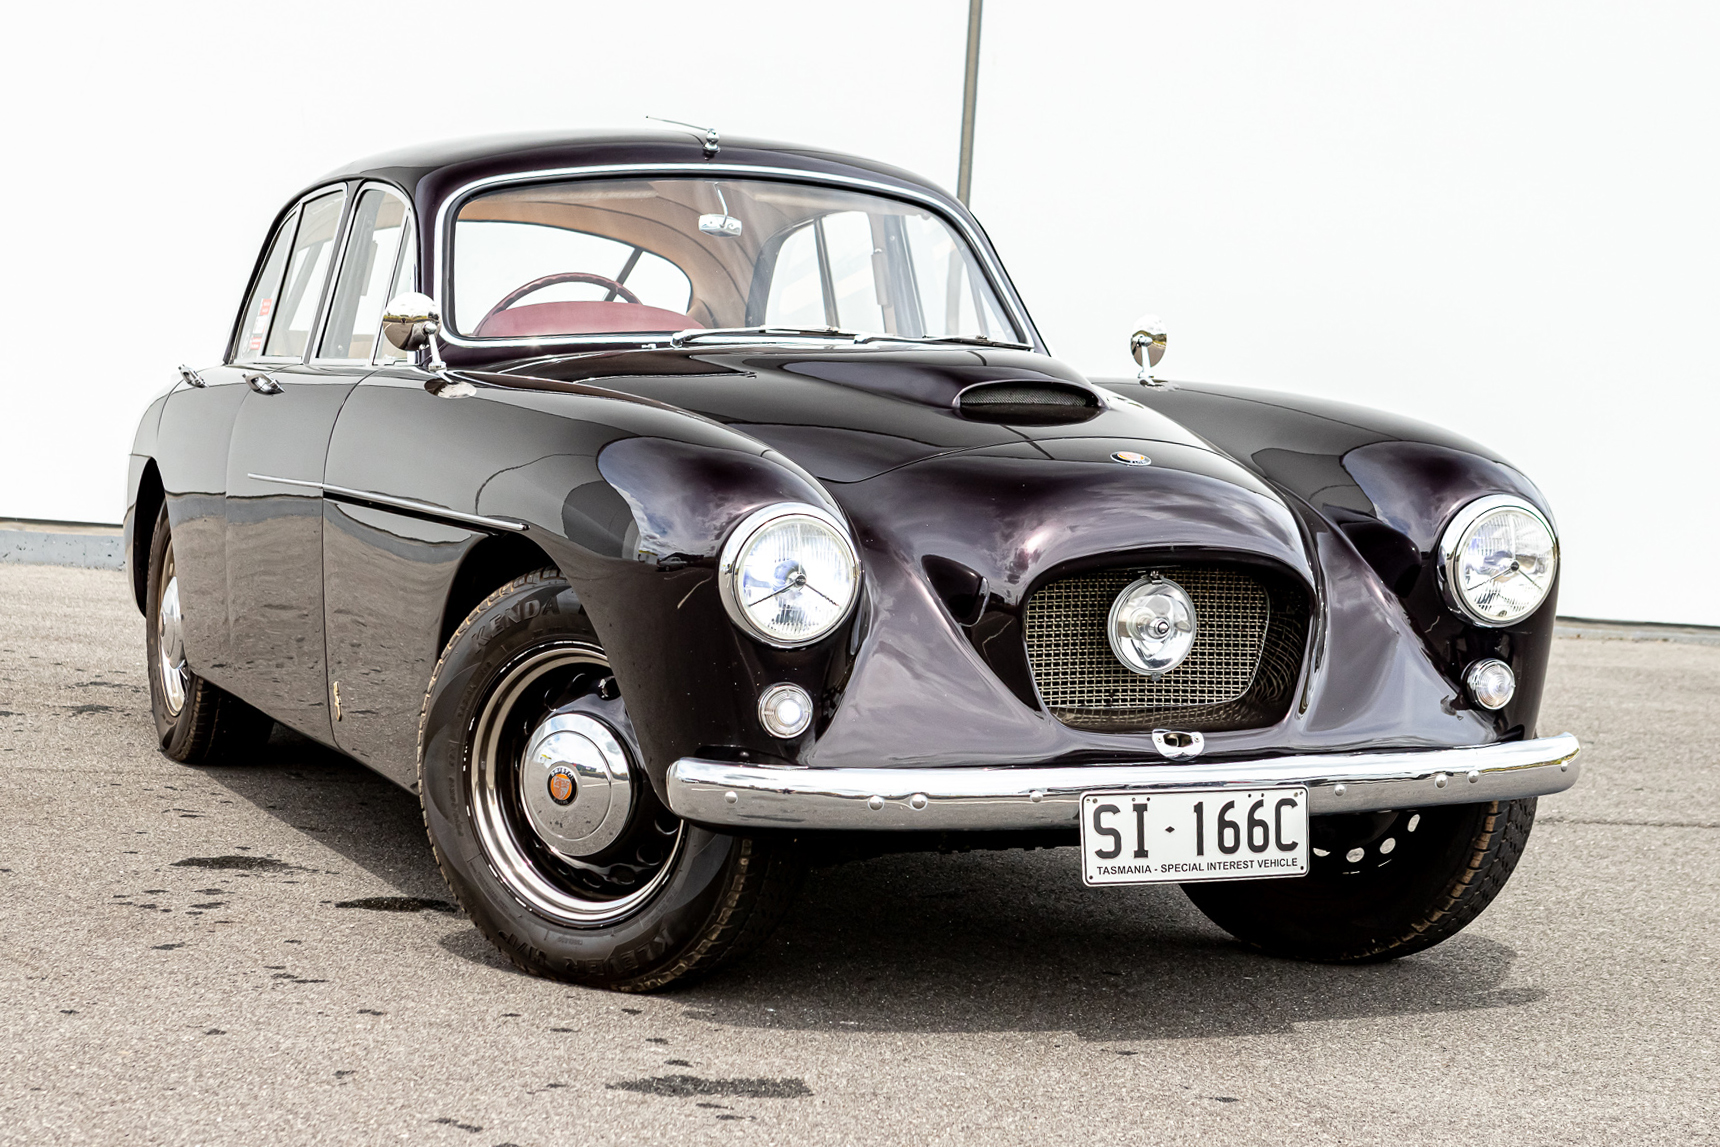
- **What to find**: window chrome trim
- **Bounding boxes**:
[228,182,352,367]
[1435,494,1559,628]
[431,163,1044,353]
[310,180,418,367]
[245,473,527,533]
[227,209,302,367]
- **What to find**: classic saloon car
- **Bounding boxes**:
[126,129,1579,990]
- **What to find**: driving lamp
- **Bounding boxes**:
[758,683,814,738]
[718,504,860,647]
[1465,659,1517,710]
[1107,576,1198,675]
[1438,496,1558,626]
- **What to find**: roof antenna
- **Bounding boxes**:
[647,116,719,157]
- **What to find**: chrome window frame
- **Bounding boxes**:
[309,180,418,368]
[239,183,351,367]
[432,163,1044,353]
[227,206,306,367]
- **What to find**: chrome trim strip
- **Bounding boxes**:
[244,474,527,532]
[665,733,1581,831]
[431,163,1042,352]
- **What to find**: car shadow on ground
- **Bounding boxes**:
[197,726,1543,1041]
[678,850,1544,1041]
[191,725,449,900]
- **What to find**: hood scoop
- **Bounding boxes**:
[956,380,1101,425]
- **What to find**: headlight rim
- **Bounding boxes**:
[717,501,861,649]
[1437,494,1559,628]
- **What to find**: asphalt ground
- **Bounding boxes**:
[1,563,1715,1146]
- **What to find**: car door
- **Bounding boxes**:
[222,184,360,744]
[152,204,306,689]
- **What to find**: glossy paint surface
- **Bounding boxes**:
[125,132,1561,803]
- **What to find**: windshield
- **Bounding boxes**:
[449,177,1022,343]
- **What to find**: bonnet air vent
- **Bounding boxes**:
[956,381,1101,425]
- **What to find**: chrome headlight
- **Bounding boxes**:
[718,503,860,647]
[1438,495,1558,627]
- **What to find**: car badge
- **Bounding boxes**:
[1111,451,1152,467]
[547,768,576,806]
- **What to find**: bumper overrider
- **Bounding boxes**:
[664,734,1581,832]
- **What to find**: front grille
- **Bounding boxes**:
[1023,564,1307,733]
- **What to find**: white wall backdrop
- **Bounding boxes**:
[2,1,1714,624]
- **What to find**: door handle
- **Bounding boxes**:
[243,371,283,395]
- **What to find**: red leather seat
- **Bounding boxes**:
[473,300,699,338]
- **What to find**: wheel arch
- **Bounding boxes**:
[128,459,165,614]
[439,531,562,653]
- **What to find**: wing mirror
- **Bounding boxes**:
[382,292,441,352]
[1130,314,1167,385]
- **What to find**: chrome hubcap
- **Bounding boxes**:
[519,713,635,857]
[156,553,189,717]
[470,646,682,927]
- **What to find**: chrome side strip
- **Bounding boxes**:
[665,733,1582,832]
[245,474,527,533]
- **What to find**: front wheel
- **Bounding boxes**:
[417,568,802,991]
[1182,798,1537,963]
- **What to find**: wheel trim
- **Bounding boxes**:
[469,645,683,927]
[157,546,189,717]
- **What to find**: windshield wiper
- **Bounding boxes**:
[852,333,1034,350]
[668,326,862,347]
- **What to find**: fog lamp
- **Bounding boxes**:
[758,683,813,738]
[1465,659,1516,710]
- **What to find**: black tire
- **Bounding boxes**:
[145,504,273,763]
[418,567,802,992]
[1182,798,1537,963]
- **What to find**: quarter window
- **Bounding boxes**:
[233,214,297,362]
[263,189,346,359]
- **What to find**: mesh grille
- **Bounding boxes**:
[1023,565,1304,733]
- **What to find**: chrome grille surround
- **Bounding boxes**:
[1023,564,1307,733]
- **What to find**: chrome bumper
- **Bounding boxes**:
[664,734,1581,832]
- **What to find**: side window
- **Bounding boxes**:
[233,213,298,361]
[762,212,885,333]
[763,223,828,328]
[263,188,346,359]
[375,237,417,363]
[319,188,411,362]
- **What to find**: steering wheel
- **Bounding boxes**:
[478,271,642,330]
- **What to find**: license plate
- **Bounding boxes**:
[1079,787,1310,886]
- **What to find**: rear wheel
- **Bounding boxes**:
[144,504,273,762]
[1182,798,1537,962]
[418,568,802,991]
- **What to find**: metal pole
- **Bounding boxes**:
[957,0,983,205]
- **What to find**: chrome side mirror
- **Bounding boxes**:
[1130,314,1167,385]
[382,292,441,352]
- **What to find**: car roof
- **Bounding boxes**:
[314,129,961,214]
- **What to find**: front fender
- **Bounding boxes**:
[1116,379,1558,739]
[460,393,859,796]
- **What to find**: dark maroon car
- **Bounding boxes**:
[126,129,1579,989]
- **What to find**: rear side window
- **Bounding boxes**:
[234,214,297,361]
[319,187,412,362]
[263,189,346,359]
